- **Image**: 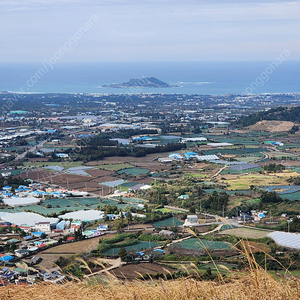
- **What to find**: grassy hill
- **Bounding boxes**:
[235,106,300,128]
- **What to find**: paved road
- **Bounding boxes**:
[15,139,47,161]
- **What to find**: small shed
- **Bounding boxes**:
[159,230,176,239]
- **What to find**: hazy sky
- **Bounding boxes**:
[1,0,299,62]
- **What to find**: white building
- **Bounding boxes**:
[35,222,51,233]
[183,215,200,227]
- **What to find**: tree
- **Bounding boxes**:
[127,211,133,225]
[118,247,127,261]
[189,206,196,213]
[40,233,47,239]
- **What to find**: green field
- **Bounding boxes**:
[118,168,149,176]
[224,174,288,190]
[172,238,232,250]
[153,217,184,227]
[281,191,300,201]
[184,173,208,178]
[155,208,183,214]
[221,167,263,175]
[198,263,236,274]
[104,241,158,255]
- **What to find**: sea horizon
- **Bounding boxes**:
[1,61,300,95]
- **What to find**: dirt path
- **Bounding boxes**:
[212,166,227,178]
[86,258,126,277]
[202,224,223,235]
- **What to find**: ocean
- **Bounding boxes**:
[0,61,299,95]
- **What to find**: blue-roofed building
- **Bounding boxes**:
[2,186,12,190]
[78,134,94,138]
[258,213,266,218]
[184,152,198,159]
[0,255,14,262]
[106,214,117,220]
[45,129,56,133]
[31,232,45,237]
[56,221,67,231]
[132,137,142,142]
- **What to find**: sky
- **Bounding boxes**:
[1,0,300,62]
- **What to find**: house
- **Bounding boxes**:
[151,249,165,258]
[35,222,51,233]
[56,221,69,231]
[31,231,45,237]
[14,249,29,258]
[55,153,68,159]
[6,238,20,244]
[159,230,176,239]
[97,224,109,231]
[158,157,174,164]
[71,220,82,231]
[169,153,183,160]
[178,194,189,200]
[238,212,253,222]
[183,215,200,227]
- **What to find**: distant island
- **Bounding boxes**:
[102,77,178,88]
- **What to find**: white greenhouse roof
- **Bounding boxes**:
[196,155,219,161]
[268,231,300,250]
[3,197,40,207]
[0,212,58,226]
[59,210,105,222]
[207,142,233,147]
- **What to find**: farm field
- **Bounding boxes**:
[220,227,271,239]
[24,161,85,169]
[103,241,158,256]
[109,263,176,280]
[99,163,134,171]
[153,217,184,227]
[223,174,288,190]
[118,167,149,176]
[172,238,232,251]
[197,262,236,274]
[37,234,116,269]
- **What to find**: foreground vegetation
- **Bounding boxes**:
[1,267,300,299]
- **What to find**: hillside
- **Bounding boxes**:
[235,106,300,128]
[248,120,295,132]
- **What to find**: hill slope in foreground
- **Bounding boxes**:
[1,270,300,300]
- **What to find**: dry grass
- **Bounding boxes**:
[1,270,300,300]
[3,228,300,299]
